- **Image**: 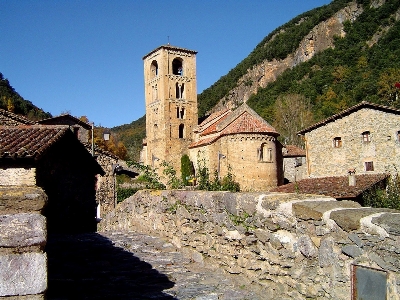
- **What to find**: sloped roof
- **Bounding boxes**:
[0,108,36,125]
[190,103,278,148]
[271,173,388,199]
[298,101,400,135]
[0,125,71,160]
[143,44,197,60]
[38,114,92,129]
[283,145,306,157]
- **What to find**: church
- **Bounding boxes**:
[140,44,284,191]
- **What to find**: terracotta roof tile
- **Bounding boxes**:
[0,109,36,125]
[271,174,389,199]
[0,125,70,160]
[221,111,277,135]
[283,145,306,157]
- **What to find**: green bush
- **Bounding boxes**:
[117,187,139,203]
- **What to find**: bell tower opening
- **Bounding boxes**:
[172,58,183,75]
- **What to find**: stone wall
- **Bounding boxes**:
[95,152,118,218]
[0,168,36,186]
[0,186,47,299]
[100,190,400,299]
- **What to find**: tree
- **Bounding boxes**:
[378,68,400,107]
[181,154,194,185]
[273,94,314,147]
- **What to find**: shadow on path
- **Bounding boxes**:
[46,233,176,299]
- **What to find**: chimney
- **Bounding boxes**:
[348,169,356,186]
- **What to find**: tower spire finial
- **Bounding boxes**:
[167,36,170,45]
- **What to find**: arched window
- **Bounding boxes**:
[179,124,184,138]
[172,58,183,75]
[150,60,158,77]
[258,143,273,162]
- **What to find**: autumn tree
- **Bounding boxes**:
[273,94,314,147]
[378,68,400,108]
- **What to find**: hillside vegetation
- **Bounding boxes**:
[0,73,51,120]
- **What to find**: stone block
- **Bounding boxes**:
[293,200,360,220]
[0,213,46,247]
[0,186,47,214]
[0,252,47,296]
[330,208,395,232]
[371,213,400,236]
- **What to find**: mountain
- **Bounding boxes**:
[0,73,52,120]
[199,0,400,145]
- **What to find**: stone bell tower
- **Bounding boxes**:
[142,45,198,176]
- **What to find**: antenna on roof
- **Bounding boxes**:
[167,36,170,45]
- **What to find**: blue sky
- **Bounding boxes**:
[1,0,331,128]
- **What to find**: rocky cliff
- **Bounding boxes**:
[208,1,364,114]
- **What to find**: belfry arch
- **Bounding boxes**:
[172,58,183,75]
[150,60,158,77]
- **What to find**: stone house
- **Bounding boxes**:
[38,113,91,144]
[282,144,306,183]
[0,125,104,232]
[38,113,119,218]
[297,101,400,178]
[141,44,284,191]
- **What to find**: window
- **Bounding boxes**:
[365,161,374,171]
[179,124,184,138]
[333,137,342,148]
[397,131,400,142]
[150,60,158,77]
[176,107,185,119]
[172,58,183,75]
[362,131,371,143]
[257,143,273,162]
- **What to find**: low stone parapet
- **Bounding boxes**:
[0,187,48,299]
[100,190,400,299]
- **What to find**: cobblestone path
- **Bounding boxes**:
[46,231,263,300]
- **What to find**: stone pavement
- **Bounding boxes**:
[46,231,263,300]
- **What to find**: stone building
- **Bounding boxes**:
[141,44,283,191]
[188,104,284,191]
[38,113,91,143]
[282,144,306,183]
[141,45,198,174]
[38,113,119,218]
[298,101,400,178]
[0,126,104,233]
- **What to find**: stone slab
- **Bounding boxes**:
[0,252,47,296]
[0,187,47,214]
[0,213,46,247]
[371,213,400,236]
[293,200,361,220]
[330,208,395,232]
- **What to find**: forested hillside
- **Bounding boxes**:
[198,0,400,146]
[0,73,51,120]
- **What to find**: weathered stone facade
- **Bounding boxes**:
[0,168,36,186]
[298,102,400,178]
[142,45,198,175]
[0,186,48,298]
[100,190,400,299]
